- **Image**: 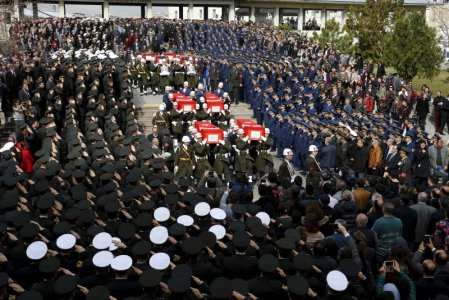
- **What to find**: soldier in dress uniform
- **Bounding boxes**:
[174,135,196,179]
[193,132,212,180]
[159,59,171,93]
[213,131,232,182]
[233,128,254,175]
[172,58,185,91]
[186,60,197,90]
[255,128,274,177]
[169,101,183,142]
[214,105,230,131]
[305,144,323,186]
[137,59,149,96]
[152,104,170,136]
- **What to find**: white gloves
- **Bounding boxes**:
[220,140,225,145]
[242,137,248,142]
[172,121,177,126]
[261,136,267,142]
[192,165,196,170]
[203,138,208,144]
[174,166,178,174]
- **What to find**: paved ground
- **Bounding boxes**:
[132,89,441,194]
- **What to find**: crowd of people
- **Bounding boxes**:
[0,16,448,300]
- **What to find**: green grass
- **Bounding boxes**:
[413,71,449,96]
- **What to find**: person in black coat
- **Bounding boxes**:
[351,139,369,177]
[334,191,361,229]
[414,140,431,192]
[392,192,417,244]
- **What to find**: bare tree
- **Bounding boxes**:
[427,2,449,47]
[0,0,24,55]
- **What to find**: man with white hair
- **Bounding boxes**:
[174,135,195,178]
[196,83,205,100]
[255,128,274,177]
[152,104,170,136]
[214,82,224,98]
[181,81,190,96]
[233,129,254,175]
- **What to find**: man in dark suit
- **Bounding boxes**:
[5,63,18,115]
[278,148,295,181]
[384,144,401,174]
[319,136,337,170]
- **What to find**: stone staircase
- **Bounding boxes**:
[136,102,255,135]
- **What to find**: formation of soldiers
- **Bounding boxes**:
[0,16,449,300]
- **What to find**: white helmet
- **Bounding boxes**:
[159,104,165,111]
[182,136,190,143]
[309,145,318,152]
[283,148,293,156]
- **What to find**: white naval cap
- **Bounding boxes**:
[56,234,76,250]
[194,202,211,217]
[177,215,194,227]
[256,212,270,226]
[209,225,226,240]
[92,250,114,268]
[92,232,112,250]
[154,207,170,222]
[26,241,48,260]
[149,252,170,270]
[111,255,133,271]
[326,270,348,292]
[149,226,168,245]
[210,208,226,221]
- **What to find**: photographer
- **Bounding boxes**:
[230,172,253,205]
[197,170,226,206]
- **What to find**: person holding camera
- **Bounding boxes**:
[376,260,416,300]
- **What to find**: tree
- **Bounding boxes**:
[311,19,356,54]
[384,11,443,80]
[427,5,449,47]
[344,0,405,63]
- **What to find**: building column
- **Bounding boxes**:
[273,7,279,26]
[103,0,109,19]
[228,3,235,21]
[32,3,38,18]
[321,8,326,29]
[341,9,347,25]
[297,7,303,31]
[188,2,194,19]
[250,6,255,22]
[147,2,152,18]
[59,0,65,17]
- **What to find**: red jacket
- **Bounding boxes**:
[363,96,374,113]
[19,147,34,174]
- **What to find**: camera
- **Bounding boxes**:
[424,235,431,244]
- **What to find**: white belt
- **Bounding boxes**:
[187,72,196,75]
[215,153,229,158]
[175,72,184,74]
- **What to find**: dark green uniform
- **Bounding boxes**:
[234,136,254,174]
[152,111,170,136]
[172,63,185,90]
[174,144,195,178]
[137,62,149,94]
[193,141,212,180]
[255,137,273,174]
[169,108,183,141]
[186,63,197,89]
[148,62,160,93]
[305,155,322,186]
[213,140,232,181]
[159,63,171,91]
